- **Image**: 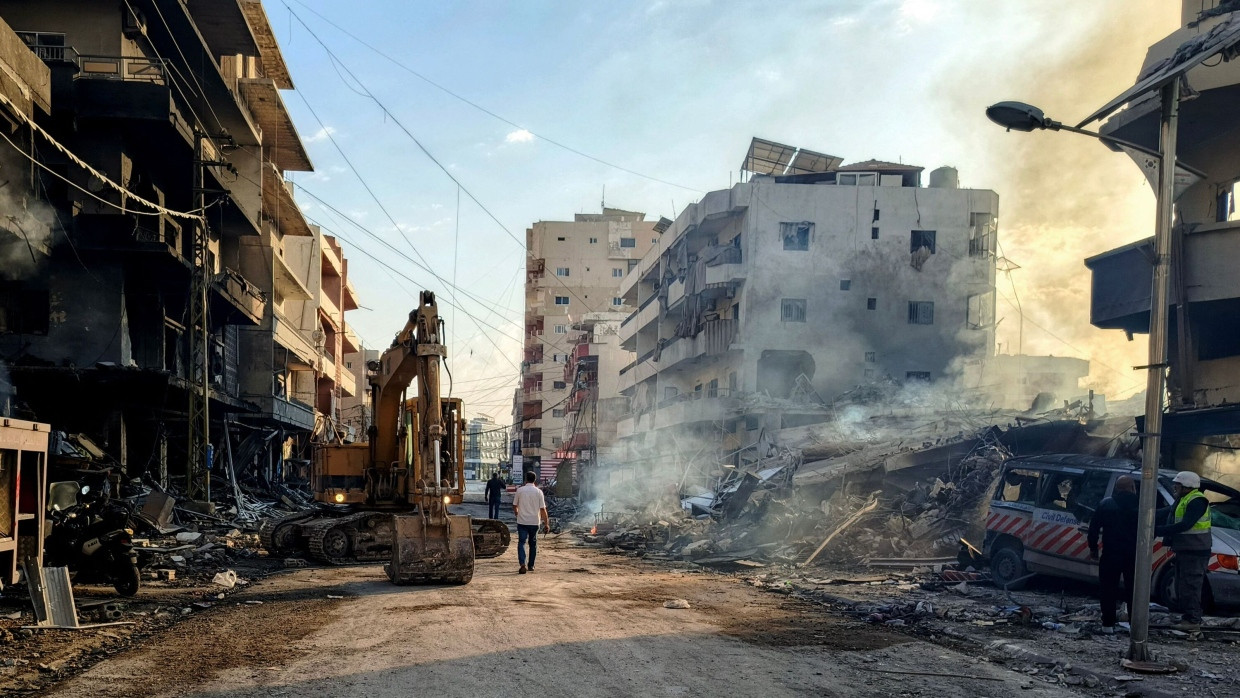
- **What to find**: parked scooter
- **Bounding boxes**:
[44,478,140,596]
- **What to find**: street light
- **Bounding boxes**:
[987,86,1180,667]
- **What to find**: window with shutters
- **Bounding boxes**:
[780,298,807,323]
[907,301,934,325]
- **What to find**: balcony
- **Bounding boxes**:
[273,312,317,367]
[322,240,344,277]
[237,77,312,172]
[527,258,546,282]
[262,164,312,238]
[342,324,361,354]
[319,291,341,329]
[342,277,360,312]
[250,395,316,431]
[211,269,265,326]
[617,392,739,439]
[274,248,312,301]
[70,52,174,122]
[657,319,737,371]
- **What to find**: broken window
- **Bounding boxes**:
[554,296,569,305]
[969,212,995,257]
[619,237,636,248]
[910,230,936,254]
[839,280,851,291]
[1039,472,1083,512]
[555,267,570,277]
[867,297,877,310]
[0,284,49,335]
[907,301,934,325]
[780,298,806,323]
[864,351,876,362]
[966,291,995,329]
[906,371,931,381]
[998,468,1042,505]
[780,221,812,251]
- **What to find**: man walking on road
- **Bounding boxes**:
[485,472,504,520]
[1087,475,1139,633]
[1155,470,1213,631]
[512,470,549,574]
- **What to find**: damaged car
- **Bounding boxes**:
[983,454,1240,610]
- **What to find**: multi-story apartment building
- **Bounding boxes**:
[514,208,657,480]
[0,1,357,487]
[559,311,631,495]
[1084,1,1240,467]
[465,415,504,480]
[617,139,998,472]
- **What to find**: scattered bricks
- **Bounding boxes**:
[157,569,176,581]
[284,557,309,568]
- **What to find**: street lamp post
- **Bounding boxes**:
[986,87,1180,664]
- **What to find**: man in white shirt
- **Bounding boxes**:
[511,470,549,573]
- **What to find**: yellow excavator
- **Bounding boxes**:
[260,291,509,583]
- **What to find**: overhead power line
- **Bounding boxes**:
[284,0,704,194]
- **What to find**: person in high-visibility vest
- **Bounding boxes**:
[1155,471,1212,631]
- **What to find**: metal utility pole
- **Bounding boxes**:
[187,132,211,501]
[1128,80,1179,664]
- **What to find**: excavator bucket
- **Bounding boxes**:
[386,514,475,584]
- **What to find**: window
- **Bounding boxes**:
[15,31,65,61]
[906,371,931,381]
[554,296,569,305]
[867,297,877,310]
[556,236,566,241]
[839,279,851,291]
[729,372,738,392]
[550,436,562,446]
[969,212,994,257]
[967,291,995,330]
[864,368,875,378]
[553,324,566,334]
[0,284,50,335]
[552,408,565,418]
[780,298,807,323]
[838,173,877,186]
[908,301,934,325]
[552,353,567,363]
[780,221,812,250]
[998,468,1042,505]
[556,267,570,277]
[552,381,566,390]
[864,352,876,363]
[619,237,636,248]
[611,297,623,306]
[910,230,937,254]
[1073,472,1113,523]
[664,386,679,400]
[612,268,625,278]
[707,378,719,398]
[1038,472,1085,512]
[873,208,880,222]
[871,227,879,239]
[589,237,598,244]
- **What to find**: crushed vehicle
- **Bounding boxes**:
[984,454,1240,609]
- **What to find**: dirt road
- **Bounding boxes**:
[45,536,1082,698]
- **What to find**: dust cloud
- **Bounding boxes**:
[0,145,55,280]
[936,0,1180,401]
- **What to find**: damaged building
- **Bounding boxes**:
[0,1,361,492]
[615,138,1000,477]
[1084,0,1240,486]
[513,208,657,481]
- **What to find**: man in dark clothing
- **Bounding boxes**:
[1155,471,1213,631]
[1088,475,1139,632]
[485,473,504,520]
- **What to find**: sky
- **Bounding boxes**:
[271,0,1180,422]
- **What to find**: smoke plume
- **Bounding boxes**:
[0,145,56,280]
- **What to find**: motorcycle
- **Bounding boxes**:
[44,478,141,597]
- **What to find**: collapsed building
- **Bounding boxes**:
[0,1,363,495]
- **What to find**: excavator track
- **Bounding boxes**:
[471,518,511,558]
[258,511,317,557]
[305,512,395,565]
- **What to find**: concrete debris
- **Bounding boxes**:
[663,599,691,609]
[211,571,239,589]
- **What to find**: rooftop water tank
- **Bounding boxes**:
[929,166,959,189]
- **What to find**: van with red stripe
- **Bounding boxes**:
[984,455,1240,610]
